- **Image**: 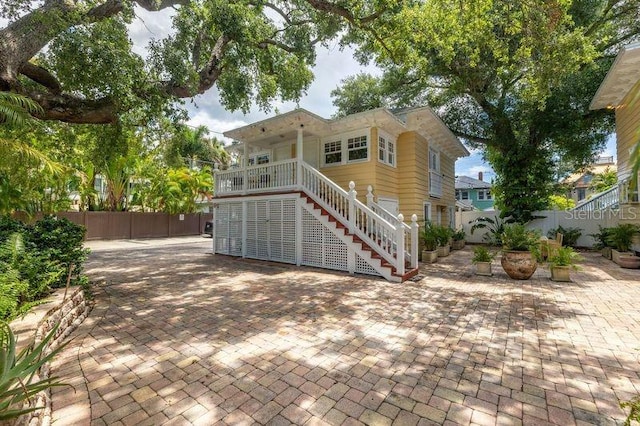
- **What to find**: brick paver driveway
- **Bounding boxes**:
[51,240,640,425]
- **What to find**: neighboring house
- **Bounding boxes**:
[455,173,495,211]
[212,107,469,282]
[590,42,640,248]
[562,156,617,204]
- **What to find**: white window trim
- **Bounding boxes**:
[423,201,432,224]
[429,147,440,172]
[377,129,396,168]
[321,129,371,167]
[247,150,271,166]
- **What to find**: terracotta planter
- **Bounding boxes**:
[437,245,450,257]
[421,250,438,263]
[617,254,640,269]
[451,240,465,250]
[475,262,492,276]
[501,250,537,280]
[550,265,571,282]
[601,247,612,260]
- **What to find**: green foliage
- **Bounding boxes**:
[433,225,453,247]
[590,226,613,250]
[548,195,576,210]
[548,246,583,268]
[420,222,438,251]
[0,216,88,321]
[606,224,640,252]
[0,323,68,421]
[339,0,633,220]
[452,229,466,241]
[501,224,540,252]
[472,246,494,264]
[164,125,230,169]
[331,73,391,118]
[589,167,617,194]
[621,395,640,426]
[469,216,515,246]
[547,226,583,248]
[0,93,42,127]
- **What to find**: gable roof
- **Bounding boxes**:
[223,107,470,159]
[455,175,492,190]
[590,42,640,110]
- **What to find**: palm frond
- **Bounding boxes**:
[0,93,42,127]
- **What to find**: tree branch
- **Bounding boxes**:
[451,130,490,145]
[19,63,62,95]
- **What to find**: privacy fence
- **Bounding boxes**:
[459,209,623,248]
[12,212,212,240]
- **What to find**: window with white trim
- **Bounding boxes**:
[248,151,270,166]
[478,189,492,200]
[423,202,432,223]
[347,135,368,161]
[378,133,396,167]
[429,148,440,171]
[324,141,342,165]
[321,130,370,166]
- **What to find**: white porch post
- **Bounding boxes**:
[348,181,356,234]
[410,214,419,269]
[243,142,249,195]
[396,213,405,276]
[296,126,303,188]
[366,185,374,208]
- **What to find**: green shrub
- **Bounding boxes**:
[472,246,494,263]
[606,224,639,252]
[547,226,582,248]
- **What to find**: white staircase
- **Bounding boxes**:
[572,185,619,211]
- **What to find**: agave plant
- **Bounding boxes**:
[0,323,67,421]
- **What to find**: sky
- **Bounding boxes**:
[79,7,620,181]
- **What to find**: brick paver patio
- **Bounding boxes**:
[51,241,640,425]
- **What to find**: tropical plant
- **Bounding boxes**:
[472,246,494,264]
[469,216,515,246]
[420,223,438,251]
[589,167,617,194]
[548,246,583,269]
[452,229,465,242]
[548,195,576,211]
[434,225,453,248]
[501,224,540,252]
[547,226,583,248]
[606,224,639,252]
[0,323,67,421]
[0,92,42,126]
[590,226,614,250]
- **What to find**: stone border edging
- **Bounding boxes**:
[10,287,93,426]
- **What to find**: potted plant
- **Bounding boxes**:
[590,226,613,259]
[548,246,583,281]
[472,246,494,276]
[435,225,453,257]
[451,229,466,250]
[469,215,514,246]
[607,224,640,268]
[500,224,540,280]
[420,223,439,263]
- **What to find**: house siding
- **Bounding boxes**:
[616,82,640,179]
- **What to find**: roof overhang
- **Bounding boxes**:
[402,106,470,159]
[590,42,640,110]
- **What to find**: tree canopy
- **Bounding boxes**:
[0,0,391,124]
[334,0,639,221]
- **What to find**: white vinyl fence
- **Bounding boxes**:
[460,209,621,248]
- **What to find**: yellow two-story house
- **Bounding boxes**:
[212,106,469,281]
[590,42,640,246]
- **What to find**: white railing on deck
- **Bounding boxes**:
[300,162,418,275]
[572,185,619,211]
[366,187,418,268]
[215,159,297,195]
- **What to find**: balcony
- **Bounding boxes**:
[214,159,298,196]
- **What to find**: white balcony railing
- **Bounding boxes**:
[573,185,619,212]
[214,159,297,195]
[429,170,443,198]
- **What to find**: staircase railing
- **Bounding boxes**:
[366,187,418,269]
[300,162,418,275]
[572,185,619,211]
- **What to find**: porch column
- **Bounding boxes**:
[243,142,248,195]
[297,126,303,188]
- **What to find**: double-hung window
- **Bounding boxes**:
[347,135,368,161]
[322,131,370,166]
[324,141,342,165]
[378,132,396,167]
